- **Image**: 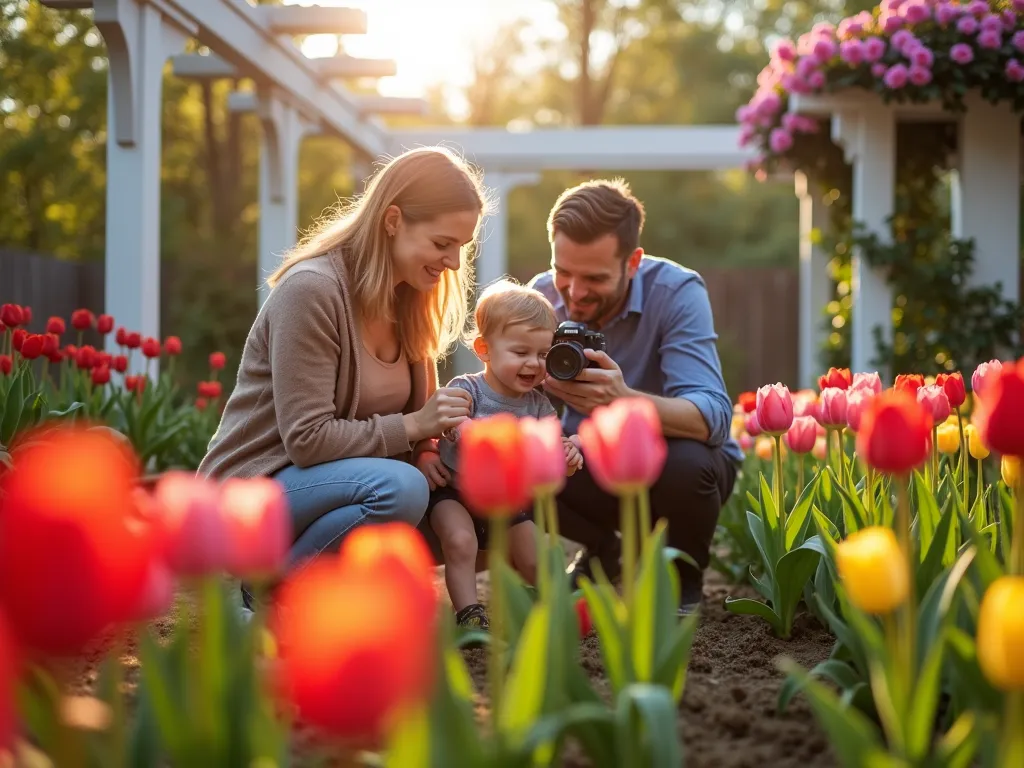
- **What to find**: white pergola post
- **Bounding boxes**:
[250,92,317,304]
[452,170,542,375]
[952,97,1021,318]
[831,104,896,377]
[795,170,831,388]
[94,0,193,354]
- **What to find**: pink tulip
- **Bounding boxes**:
[973,359,1004,398]
[739,434,755,451]
[917,384,951,424]
[786,416,818,454]
[153,472,229,576]
[578,398,667,495]
[755,383,795,434]
[818,387,849,427]
[845,389,874,432]
[219,477,291,579]
[520,416,569,496]
[851,371,883,394]
[745,411,763,437]
[130,560,176,621]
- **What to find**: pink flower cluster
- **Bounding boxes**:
[738,0,1024,169]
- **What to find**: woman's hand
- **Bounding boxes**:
[564,435,584,476]
[416,452,450,491]
[404,386,473,443]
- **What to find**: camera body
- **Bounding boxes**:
[545,321,607,381]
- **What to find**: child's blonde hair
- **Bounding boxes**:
[465,279,558,345]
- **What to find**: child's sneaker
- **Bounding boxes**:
[455,603,490,631]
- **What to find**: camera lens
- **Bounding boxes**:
[546,342,586,381]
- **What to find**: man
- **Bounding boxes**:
[527,178,743,615]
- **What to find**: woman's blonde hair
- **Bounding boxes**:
[266,146,489,362]
[465,278,558,345]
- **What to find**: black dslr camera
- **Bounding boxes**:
[545,321,607,381]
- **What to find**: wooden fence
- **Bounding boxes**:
[0,250,799,395]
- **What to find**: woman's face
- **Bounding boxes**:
[385,207,479,292]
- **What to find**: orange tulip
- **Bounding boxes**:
[578,397,667,495]
[0,427,155,656]
[818,367,852,390]
[935,372,966,409]
[975,360,1024,457]
[457,414,530,516]
[219,476,291,580]
[856,390,932,474]
[893,373,925,396]
[738,391,757,413]
[520,416,568,496]
[270,556,436,743]
[755,382,794,434]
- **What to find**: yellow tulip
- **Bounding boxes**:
[755,437,774,461]
[936,423,960,455]
[731,413,746,439]
[966,423,989,460]
[1002,456,1020,488]
[976,576,1024,690]
[836,527,909,615]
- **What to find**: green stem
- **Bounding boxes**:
[976,457,985,528]
[997,691,1024,768]
[545,494,560,542]
[489,513,509,734]
[895,476,916,701]
[637,489,652,543]
[1012,476,1024,577]
[621,493,637,615]
[956,411,967,514]
[931,427,939,496]
[533,496,549,599]
[866,466,876,525]
[774,434,786,549]
[797,454,805,499]
[824,428,833,481]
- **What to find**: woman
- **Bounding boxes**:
[198,147,488,609]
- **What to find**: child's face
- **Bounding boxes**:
[477,324,554,395]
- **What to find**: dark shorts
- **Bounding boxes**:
[427,483,532,550]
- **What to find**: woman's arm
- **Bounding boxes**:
[268,272,411,467]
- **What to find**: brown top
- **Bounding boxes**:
[354,342,412,420]
[197,251,439,480]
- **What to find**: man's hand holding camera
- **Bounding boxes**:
[543,348,629,414]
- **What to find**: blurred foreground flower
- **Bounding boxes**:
[0,427,154,656]
[219,477,291,580]
[458,413,529,516]
[578,397,667,495]
[0,612,15,750]
[975,360,1024,457]
[976,576,1024,691]
[270,553,437,744]
[520,416,569,496]
[856,390,932,475]
[1002,456,1020,489]
[153,472,229,576]
[836,527,908,616]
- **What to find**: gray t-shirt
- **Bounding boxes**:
[439,372,558,472]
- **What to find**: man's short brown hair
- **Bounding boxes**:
[547,178,646,258]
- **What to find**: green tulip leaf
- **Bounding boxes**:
[613,683,683,768]
[786,472,821,550]
[916,500,956,599]
[652,611,700,702]
[724,597,782,634]
[745,509,777,579]
[905,625,948,760]
[777,658,862,714]
[579,577,629,694]
[632,523,680,685]
[913,471,942,560]
[935,711,980,768]
[774,541,823,636]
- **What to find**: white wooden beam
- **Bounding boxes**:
[791,92,953,123]
[170,52,236,79]
[796,170,832,388]
[251,4,367,36]
[355,95,428,116]
[315,55,397,79]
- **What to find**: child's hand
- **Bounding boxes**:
[416,451,450,491]
[564,436,584,476]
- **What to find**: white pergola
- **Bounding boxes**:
[41,0,877,388]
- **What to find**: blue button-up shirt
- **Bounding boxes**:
[530,255,744,465]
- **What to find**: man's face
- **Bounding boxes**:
[551,231,635,327]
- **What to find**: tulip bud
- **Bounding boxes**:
[975,361,1024,457]
[19,334,43,360]
[755,383,794,434]
[917,384,951,424]
[966,423,989,460]
[459,413,531,515]
[46,317,65,335]
[851,371,882,394]
[141,337,162,358]
[745,411,762,437]
[0,356,11,376]
[164,336,182,356]
[520,416,569,496]
[935,423,960,455]
[755,437,774,461]
[96,315,114,334]
[70,309,94,331]
[785,416,817,454]
[935,372,966,409]
[152,472,228,576]
[845,389,873,432]
[817,387,848,427]
[894,373,925,396]
[1002,456,1020,489]
[856,390,932,474]
[576,597,593,638]
[209,351,227,370]
[836,526,909,615]
[818,367,852,390]
[976,576,1024,690]
[219,477,291,581]
[972,359,1004,399]
[738,391,756,413]
[579,398,667,496]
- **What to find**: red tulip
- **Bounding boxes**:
[219,477,292,580]
[196,397,209,411]
[45,317,65,335]
[575,596,593,637]
[457,413,530,515]
[856,390,932,474]
[894,373,925,396]
[0,304,23,328]
[115,327,128,346]
[209,351,226,370]
[0,356,11,376]
[152,472,228,576]
[124,332,141,349]
[70,309,94,331]
[141,337,161,358]
[112,354,128,373]
[817,387,848,427]
[270,556,437,743]
[0,612,16,750]
[0,321,4,334]
[76,345,97,370]
[197,380,223,399]
[520,416,568,496]
[745,411,762,437]
[917,384,950,424]
[935,372,966,409]
[737,391,757,413]
[338,522,437,625]
[973,360,1004,399]
[845,389,873,433]
[785,416,817,453]
[851,372,882,394]
[818,367,852,390]
[11,329,25,352]
[91,366,111,386]
[19,334,43,360]
[974,360,1024,457]
[0,427,154,656]
[21,307,31,324]
[40,334,59,360]
[164,336,182,356]
[755,383,794,434]
[96,314,114,334]
[578,397,668,495]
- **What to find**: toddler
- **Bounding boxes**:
[416,280,583,630]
